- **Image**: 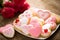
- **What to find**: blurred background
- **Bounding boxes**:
[27,0,60,15]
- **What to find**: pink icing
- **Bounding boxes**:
[28,26,42,38]
[45,16,56,24]
[30,17,41,27]
[0,24,13,33]
[37,10,50,20]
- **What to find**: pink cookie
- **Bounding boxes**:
[30,17,42,27]
[13,18,33,34]
[19,9,33,19]
[28,26,42,38]
[28,8,51,20]
[37,9,50,20]
[19,24,33,34]
[0,24,14,38]
[45,16,56,24]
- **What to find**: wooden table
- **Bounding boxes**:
[0,0,60,40]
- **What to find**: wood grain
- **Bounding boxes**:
[0,0,60,40]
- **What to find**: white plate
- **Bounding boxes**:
[14,7,60,40]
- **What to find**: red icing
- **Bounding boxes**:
[15,19,19,23]
[44,29,48,33]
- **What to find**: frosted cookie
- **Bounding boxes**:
[13,18,30,34]
[18,24,33,34]
[51,13,60,23]
[0,24,14,38]
[29,17,44,26]
[28,25,42,38]
[18,9,33,19]
[41,28,51,38]
[30,8,51,20]
[41,24,51,37]
[45,16,56,24]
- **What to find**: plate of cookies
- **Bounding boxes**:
[13,7,60,39]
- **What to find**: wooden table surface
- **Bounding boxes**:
[0,0,60,40]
